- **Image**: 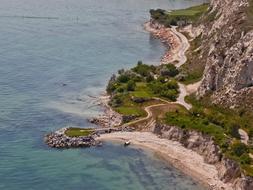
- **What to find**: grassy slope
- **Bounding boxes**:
[150,3,209,27]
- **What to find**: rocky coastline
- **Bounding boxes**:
[88,94,122,128]
[144,20,180,64]
[153,124,253,190]
[95,19,253,189]
[44,2,253,189]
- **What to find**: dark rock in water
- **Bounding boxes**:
[44,133,101,148]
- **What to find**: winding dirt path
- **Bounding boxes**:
[121,25,194,129]
[121,98,170,128]
[171,26,190,68]
[168,26,193,110]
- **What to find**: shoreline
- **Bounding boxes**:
[144,21,181,65]
[97,132,233,190]
[94,21,231,190]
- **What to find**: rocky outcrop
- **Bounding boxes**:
[89,95,122,127]
[44,133,100,148]
[234,176,253,190]
[153,123,253,189]
[195,0,253,109]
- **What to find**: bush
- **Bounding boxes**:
[190,107,204,117]
[160,89,178,101]
[109,94,124,107]
[126,80,136,91]
[116,86,125,93]
[166,79,179,89]
[160,64,179,77]
[117,74,130,83]
[106,74,117,94]
[206,111,226,127]
[132,61,155,77]
[148,79,179,101]
[240,153,252,165]
[146,74,154,82]
[227,123,241,139]
[231,142,249,157]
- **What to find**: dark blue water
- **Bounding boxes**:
[0,0,206,189]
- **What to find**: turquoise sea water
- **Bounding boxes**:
[0,0,206,189]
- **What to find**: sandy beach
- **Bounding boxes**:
[97,132,233,190]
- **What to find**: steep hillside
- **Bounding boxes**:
[196,0,253,110]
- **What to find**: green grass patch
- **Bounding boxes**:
[115,106,146,116]
[150,3,209,27]
[131,82,154,98]
[169,4,209,17]
[65,128,94,137]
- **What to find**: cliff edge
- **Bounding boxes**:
[196,0,253,109]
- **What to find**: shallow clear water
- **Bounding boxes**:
[0,0,206,189]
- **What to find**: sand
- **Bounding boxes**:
[97,132,233,190]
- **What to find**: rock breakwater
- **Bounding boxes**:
[44,132,100,148]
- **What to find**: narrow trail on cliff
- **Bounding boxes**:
[170,26,193,110]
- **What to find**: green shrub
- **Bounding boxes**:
[160,64,179,77]
[146,74,154,82]
[227,123,241,139]
[109,94,124,107]
[116,86,125,93]
[132,61,155,77]
[126,80,136,91]
[148,79,179,101]
[160,89,178,101]
[166,79,179,89]
[240,153,252,165]
[231,142,249,157]
[106,74,117,94]
[117,74,130,83]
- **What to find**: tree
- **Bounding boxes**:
[117,74,130,83]
[160,64,179,77]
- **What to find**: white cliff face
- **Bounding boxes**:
[153,124,253,190]
[196,0,253,109]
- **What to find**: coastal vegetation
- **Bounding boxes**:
[150,3,209,27]
[164,94,253,176]
[106,61,180,122]
[65,128,94,137]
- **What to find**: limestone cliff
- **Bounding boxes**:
[195,0,253,109]
[153,124,253,190]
